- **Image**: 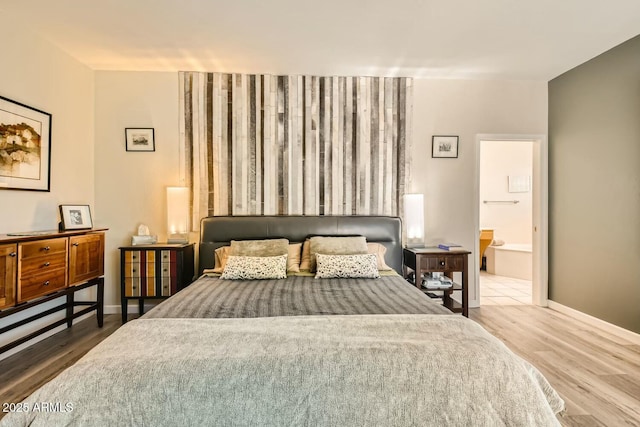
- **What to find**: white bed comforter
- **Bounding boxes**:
[1,315,564,426]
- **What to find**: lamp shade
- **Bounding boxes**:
[167,186,189,243]
[403,193,424,247]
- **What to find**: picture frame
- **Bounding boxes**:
[432,135,459,158]
[508,175,531,193]
[59,204,93,231]
[0,95,52,191]
[125,128,155,152]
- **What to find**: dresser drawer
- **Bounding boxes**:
[124,277,143,297]
[124,276,173,297]
[123,262,156,279]
[19,269,67,301]
[160,261,176,277]
[124,250,156,264]
[421,255,464,272]
[158,275,176,296]
[19,252,67,277]
[19,238,67,260]
[159,250,175,263]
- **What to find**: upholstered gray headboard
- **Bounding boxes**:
[199,215,403,275]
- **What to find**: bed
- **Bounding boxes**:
[0,215,564,426]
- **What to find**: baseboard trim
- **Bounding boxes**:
[548,300,640,345]
[104,305,120,314]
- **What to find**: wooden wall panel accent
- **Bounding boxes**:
[179,72,412,222]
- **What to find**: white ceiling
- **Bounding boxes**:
[2,0,640,80]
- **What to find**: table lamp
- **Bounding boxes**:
[404,193,424,247]
[167,186,189,244]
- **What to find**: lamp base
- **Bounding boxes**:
[406,238,425,248]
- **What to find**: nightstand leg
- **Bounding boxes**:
[121,298,128,324]
[139,298,145,316]
[462,257,469,317]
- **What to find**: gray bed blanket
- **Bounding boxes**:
[1,315,563,426]
[144,274,452,318]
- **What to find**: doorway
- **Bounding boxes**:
[473,134,548,308]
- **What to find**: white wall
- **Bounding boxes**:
[0,20,95,357]
[94,71,181,311]
[410,79,547,302]
[0,23,94,232]
[479,140,533,244]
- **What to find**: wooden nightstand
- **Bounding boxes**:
[403,247,471,317]
[119,243,195,323]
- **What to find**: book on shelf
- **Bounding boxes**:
[424,283,453,290]
[438,243,465,251]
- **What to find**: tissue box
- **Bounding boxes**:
[131,235,157,245]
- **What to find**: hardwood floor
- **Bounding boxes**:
[471,305,640,426]
[0,314,123,418]
[1,308,639,426]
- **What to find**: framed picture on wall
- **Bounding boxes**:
[432,135,459,158]
[125,128,155,152]
[0,95,52,191]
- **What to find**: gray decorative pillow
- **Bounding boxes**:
[221,255,287,280]
[314,254,380,279]
[308,236,368,271]
[229,239,289,257]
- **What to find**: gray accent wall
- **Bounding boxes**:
[549,35,640,334]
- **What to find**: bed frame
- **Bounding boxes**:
[199,215,403,275]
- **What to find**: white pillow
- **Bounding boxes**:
[308,236,368,271]
[314,254,380,279]
[221,255,287,280]
[214,244,301,274]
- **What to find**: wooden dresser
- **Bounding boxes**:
[0,229,106,354]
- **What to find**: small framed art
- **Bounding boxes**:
[59,204,93,230]
[432,135,459,158]
[125,128,155,152]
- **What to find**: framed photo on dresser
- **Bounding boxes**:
[59,204,93,230]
